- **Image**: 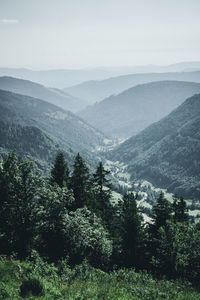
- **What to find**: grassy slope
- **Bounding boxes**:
[1,258,200,300]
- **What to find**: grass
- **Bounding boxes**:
[1,257,200,300]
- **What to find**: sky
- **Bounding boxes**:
[0,0,200,69]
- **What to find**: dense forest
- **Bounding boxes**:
[1,151,200,299]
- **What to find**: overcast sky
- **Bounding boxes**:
[0,0,200,69]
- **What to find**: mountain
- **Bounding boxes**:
[1,62,200,89]
[0,89,107,168]
[0,68,119,89]
[103,61,200,75]
[79,81,200,138]
[0,121,66,172]
[0,76,87,112]
[109,94,200,200]
[66,71,200,104]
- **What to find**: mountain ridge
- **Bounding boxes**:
[66,71,200,104]
[108,93,200,199]
[0,89,108,168]
[0,76,86,112]
[79,80,200,138]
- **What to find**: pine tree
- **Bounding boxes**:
[92,162,113,226]
[148,192,173,274]
[70,153,91,209]
[93,162,111,193]
[119,193,143,268]
[172,196,188,223]
[50,151,70,188]
[152,192,172,230]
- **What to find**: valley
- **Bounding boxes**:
[1,1,200,298]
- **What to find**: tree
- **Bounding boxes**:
[172,196,188,223]
[92,162,112,219]
[93,162,111,193]
[70,153,91,209]
[118,193,143,268]
[147,192,173,273]
[0,152,42,257]
[50,151,70,188]
[152,192,172,231]
[36,184,74,261]
[151,221,200,280]
[66,208,112,268]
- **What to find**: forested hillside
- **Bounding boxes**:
[109,93,200,199]
[0,89,108,167]
[0,121,71,171]
[0,76,86,112]
[79,80,200,138]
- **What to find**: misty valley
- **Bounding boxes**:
[0,66,200,299]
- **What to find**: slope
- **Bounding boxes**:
[66,71,200,104]
[79,81,200,138]
[0,76,86,112]
[0,89,107,166]
[0,120,71,172]
[109,94,200,200]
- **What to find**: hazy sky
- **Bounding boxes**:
[0,0,200,69]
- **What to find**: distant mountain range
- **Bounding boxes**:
[105,61,200,74]
[0,89,107,169]
[1,61,200,88]
[108,93,200,200]
[79,81,200,138]
[0,68,119,89]
[66,71,200,104]
[0,76,87,113]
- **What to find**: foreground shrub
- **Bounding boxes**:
[20,277,44,297]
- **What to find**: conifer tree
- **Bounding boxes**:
[50,151,70,188]
[152,192,172,230]
[119,193,143,268]
[173,196,188,223]
[70,153,91,209]
[92,162,113,224]
[148,192,173,273]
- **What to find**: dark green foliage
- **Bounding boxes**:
[36,184,74,261]
[20,278,44,297]
[150,221,200,281]
[152,192,172,230]
[65,208,112,267]
[118,193,144,268]
[50,151,70,188]
[92,162,113,225]
[71,153,91,209]
[0,152,42,257]
[1,151,200,290]
[173,196,188,223]
[93,162,111,192]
